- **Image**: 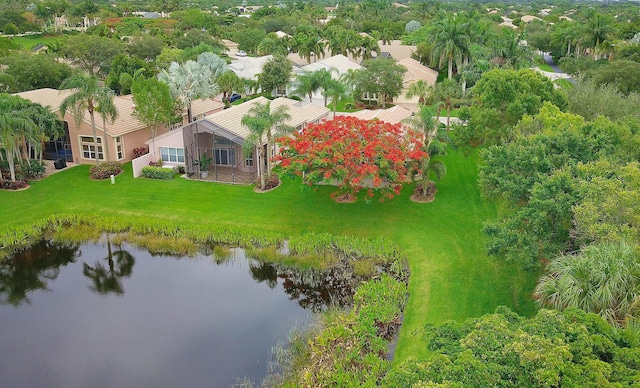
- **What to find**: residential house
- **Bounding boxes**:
[291,54,362,106]
[374,41,417,62]
[336,105,413,125]
[15,88,224,165]
[173,97,330,183]
[396,57,438,105]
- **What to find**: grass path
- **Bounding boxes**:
[0,151,537,362]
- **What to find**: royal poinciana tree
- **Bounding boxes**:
[276,116,426,202]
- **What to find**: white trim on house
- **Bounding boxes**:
[79,135,104,161]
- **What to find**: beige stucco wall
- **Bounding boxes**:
[65,112,172,165]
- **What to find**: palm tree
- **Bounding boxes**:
[217,71,244,102]
[158,52,226,122]
[339,68,360,96]
[586,14,613,59]
[431,79,461,130]
[241,111,269,190]
[290,71,321,103]
[534,240,640,327]
[241,101,292,189]
[405,80,433,105]
[60,74,116,165]
[431,14,471,79]
[0,112,35,182]
[402,104,448,199]
[323,79,348,114]
[95,90,118,162]
[360,36,380,61]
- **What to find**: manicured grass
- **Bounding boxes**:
[554,78,574,90]
[10,34,65,50]
[0,151,537,362]
[327,96,361,112]
[536,56,555,72]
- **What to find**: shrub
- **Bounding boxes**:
[20,160,46,178]
[89,162,123,180]
[142,166,174,180]
[0,179,28,190]
[132,147,149,158]
[173,165,185,174]
[264,174,279,190]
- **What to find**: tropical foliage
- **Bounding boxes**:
[384,307,640,387]
[60,73,117,165]
[241,100,292,190]
[535,240,640,326]
[0,94,63,183]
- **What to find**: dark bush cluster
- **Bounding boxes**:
[142,166,174,180]
[20,160,46,178]
[0,179,28,190]
[264,174,280,190]
[90,162,123,180]
[132,147,149,159]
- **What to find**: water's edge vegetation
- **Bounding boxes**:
[0,213,409,386]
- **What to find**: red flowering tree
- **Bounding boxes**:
[275,116,427,202]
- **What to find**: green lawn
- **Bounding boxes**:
[327,96,361,112]
[0,151,537,362]
[9,34,65,50]
[536,56,555,72]
[554,78,574,90]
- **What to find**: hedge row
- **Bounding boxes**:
[142,166,174,180]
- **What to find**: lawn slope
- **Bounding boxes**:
[0,151,537,362]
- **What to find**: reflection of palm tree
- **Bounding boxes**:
[0,240,79,306]
[83,237,135,296]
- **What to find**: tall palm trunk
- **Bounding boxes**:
[448,56,453,80]
[266,131,273,175]
[6,148,16,182]
[89,110,100,165]
[102,116,111,162]
[257,145,265,190]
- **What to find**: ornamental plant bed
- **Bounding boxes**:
[89,162,123,180]
[0,179,29,191]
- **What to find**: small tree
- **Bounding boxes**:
[131,77,178,160]
[276,116,426,202]
[241,101,292,190]
[403,105,448,201]
[259,55,292,98]
[356,58,406,108]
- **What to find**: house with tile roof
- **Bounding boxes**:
[146,97,330,183]
[15,88,224,165]
[336,105,412,125]
[395,57,439,105]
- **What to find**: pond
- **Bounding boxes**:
[0,237,356,387]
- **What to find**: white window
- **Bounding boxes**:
[214,148,235,166]
[245,151,254,167]
[115,136,124,160]
[80,136,103,161]
[160,147,185,163]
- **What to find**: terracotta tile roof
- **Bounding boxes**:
[202,97,330,140]
[295,54,362,75]
[14,88,73,113]
[398,57,438,86]
[337,105,412,125]
[16,88,223,138]
[375,41,417,61]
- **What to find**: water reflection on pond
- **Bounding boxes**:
[0,237,356,387]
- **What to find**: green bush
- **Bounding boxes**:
[89,162,123,180]
[142,166,174,180]
[20,160,45,178]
